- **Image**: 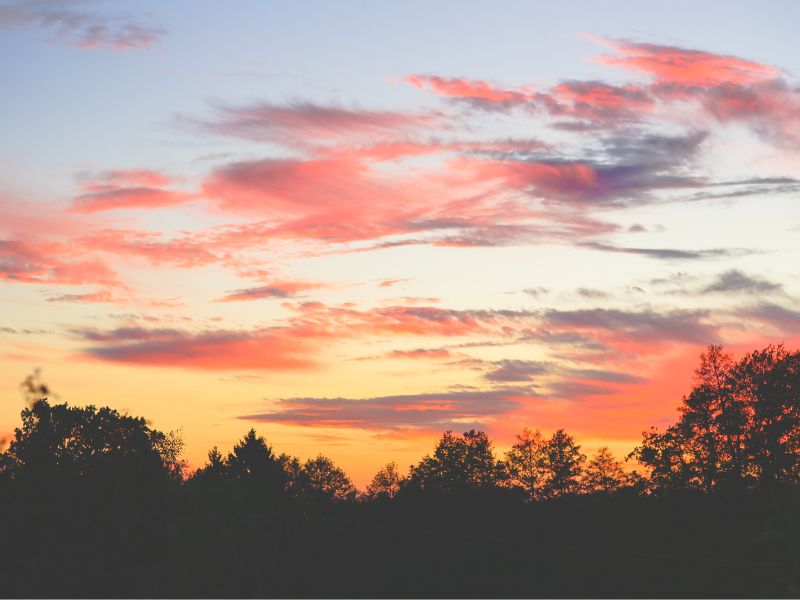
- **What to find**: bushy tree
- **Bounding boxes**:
[734,345,800,490]
[1,398,185,485]
[297,454,357,502]
[407,429,500,493]
[633,344,800,494]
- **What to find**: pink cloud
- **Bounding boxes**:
[201,156,454,242]
[589,35,781,86]
[543,81,653,124]
[405,75,534,105]
[216,280,325,302]
[460,157,603,201]
[72,169,193,213]
[701,81,800,146]
[0,239,119,286]
[80,229,218,268]
[290,302,491,338]
[378,278,410,288]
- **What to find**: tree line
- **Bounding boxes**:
[3,344,800,502]
[2,343,800,597]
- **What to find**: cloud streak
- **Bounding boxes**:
[241,387,538,431]
[0,0,164,50]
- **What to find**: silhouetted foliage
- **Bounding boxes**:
[295,454,357,502]
[226,429,287,495]
[5,343,800,596]
[407,429,500,493]
[632,344,800,496]
[2,398,184,485]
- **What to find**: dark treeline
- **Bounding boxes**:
[3,344,800,597]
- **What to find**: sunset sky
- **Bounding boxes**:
[2,0,800,485]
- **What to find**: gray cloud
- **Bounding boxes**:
[581,241,756,261]
[737,303,800,333]
[700,270,783,295]
[541,307,716,344]
[190,99,431,143]
[522,286,549,298]
[576,287,610,299]
[484,360,551,382]
[241,388,539,431]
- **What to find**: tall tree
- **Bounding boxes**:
[540,429,585,499]
[225,429,287,499]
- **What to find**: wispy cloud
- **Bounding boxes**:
[0,0,165,50]
[72,169,193,213]
[241,387,539,431]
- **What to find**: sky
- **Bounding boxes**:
[1,0,800,485]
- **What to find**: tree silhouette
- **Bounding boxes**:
[296,454,357,502]
[278,452,303,498]
[582,446,628,494]
[365,461,404,500]
[734,345,800,491]
[223,429,287,499]
[407,429,499,493]
[2,398,184,485]
[540,429,585,498]
[503,428,547,500]
[633,344,800,495]
[190,446,227,483]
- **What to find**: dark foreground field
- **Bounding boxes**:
[1,486,797,598]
